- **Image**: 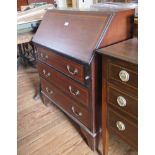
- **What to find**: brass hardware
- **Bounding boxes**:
[42,69,51,78]
[67,65,78,75]
[64,22,69,26]
[45,55,48,59]
[46,87,53,95]
[40,53,43,58]
[72,106,82,117]
[119,70,130,82]
[117,96,127,107]
[46,72,51,78]
[116,121,126,131]
[69,86,80,96]
[43,69,46,74]
[40,53,48,61]
[85,76,90,80]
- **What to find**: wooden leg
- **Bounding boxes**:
[41,92,52,106]
[33,82,41,100]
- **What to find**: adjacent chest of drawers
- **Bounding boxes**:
[33,9,134,151]
[97,38,138,154]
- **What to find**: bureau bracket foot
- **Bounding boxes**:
[41,92,101,152]
[80,127,100,152]
[33,82,41,101]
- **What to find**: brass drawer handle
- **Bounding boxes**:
[69,85,80,96]
[116,121,126,131]
[67,65,78,75]
[117,96,127,107]
[71,106,82,117]
[40,53,44,58]
[46,87,53,95]
[40,53,48,61]
[119,70,130,82]
[42,69,51,78]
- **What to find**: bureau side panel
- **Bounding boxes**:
[99,9,134,48]
[90,53,102,133]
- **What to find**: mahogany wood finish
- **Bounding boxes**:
[33,9,134,151]
[108,85,138,119]
[99,10,134,48]
[97,38,138,154]
[37,62,89,108]
[33,9,134,64]
[41,78,91,128]
[109,108,138,149]
[37,46,85,84]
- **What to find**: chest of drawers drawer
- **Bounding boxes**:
[37,46,85,84]
[108,108,138,149]
[37,62,89,108]
[108,85,138,119]
[108,59,138,97]
[108,63,138,88]
[41,77,91,129]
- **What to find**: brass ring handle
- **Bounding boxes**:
[69,86,80,96]
[46,87,53,95]
[119,70,130,82]
[116,121,126,131]
[67,65,78,75]
[71,106,82,117]
[117,96,127,107]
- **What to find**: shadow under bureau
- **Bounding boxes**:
[32,9,134,151]
[97,38,138,155]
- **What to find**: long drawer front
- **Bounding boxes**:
[40,77,91,129]
[108,108,138,149]
[37,46,85,84]
[37,62,89,108]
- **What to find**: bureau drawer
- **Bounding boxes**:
[108,85,138,119]
[36,46,85,84]
[108,62,138,96]
[37,62,89,108]
[108,108,138,149]
[41,78,90,129]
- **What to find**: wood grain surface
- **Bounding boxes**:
[17,66,137,155]
[97,38,138,64]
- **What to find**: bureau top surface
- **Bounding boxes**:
[97,38,138,64]
[33,9,134,64]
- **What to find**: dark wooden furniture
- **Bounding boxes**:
[33,9,134,151]
[17,32,36,68]
[97,38,138,155]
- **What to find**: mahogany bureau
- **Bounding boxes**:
[32,9,134,151]
[97,38,138,154]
